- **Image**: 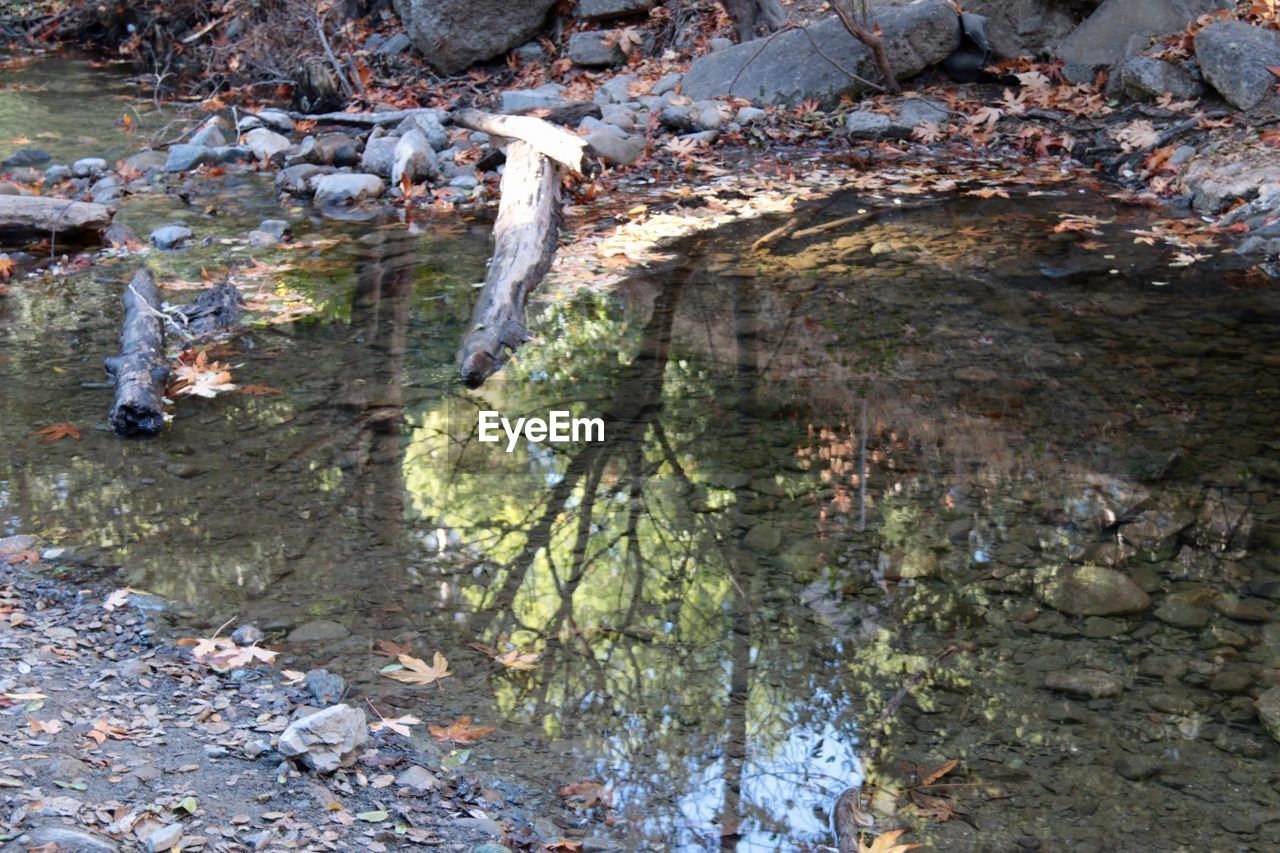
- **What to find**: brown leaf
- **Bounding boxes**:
[428,716,495,744]
[238,384,283,396]
[858,828,922,853]
[375,639,413,658]
[32,423,81,443]
[383,652,451,687]
[920,758,959,787]
[559,780,612,809]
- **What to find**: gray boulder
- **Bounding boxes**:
[150,224,193,250]
[276,164,335,195]
[500,84,569,113]
[568,31,625,67]
[681,0,959,105]
[392,0,558,74]
[393,112,450,151]
[584,129,646,166]
[242,128,292,162]
[392,130,438,185]
[2,148,51,168]
[577,0,654,19]
[845,97,948,140]
[961,0,1077,58]
[360,136,400,178]
[1196,20,1280,110]
[1057,0,1225,68]
[278,703,368,773]
[1037,564,1151,616]
[190,117,227,148]
[165,144,220,172]
[1119,56,1204,101]
[73,157,108,178]
[122,149,168,173]
[311,173,385,205]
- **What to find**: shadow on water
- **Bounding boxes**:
[3,61,1280,848]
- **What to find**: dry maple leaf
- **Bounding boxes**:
[559,780,612,809]
[911,121,946,144]
[1113,120,1160,152]
[859,828,921,853]
[171,350,235,399]
[217,644,277,668]
[4,550,40,565]
[29,718,64,735]
[32,423,81,443]
[374,638,413,658]
[383,652,452,687]
[428,716,495,744]
[496,649,540,671]
[369,714,422,738]
[0,255,14,280]
[103,588,132,612]
[85,719,129,747]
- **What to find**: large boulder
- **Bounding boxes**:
[1195,20,1280,111]
[392,0,558,74]
[961,0,1079,58]
[1057,0,1226,68]
[1118,55,1204,101]
[680,0,959,105]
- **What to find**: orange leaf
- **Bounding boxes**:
[238,384,283,396]
[0,255,14,280]
[4,550,40,565]
[32,423,81,443]
[428,716,495,744]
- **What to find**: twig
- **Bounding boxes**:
[311,10,354,100]
[828,0,900,94]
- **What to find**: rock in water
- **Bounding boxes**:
[680,0,958,105]
[392,0,559,74]
[149,224,193,250]
[242,128,292,163]
[1195,20,1280,111]
[278,703,368,772]
[1257,687,1280,743]
[1037,564,1150,616]
[310,174,386,206]
[1045,668,1125,699]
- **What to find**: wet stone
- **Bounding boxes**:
[1043,699,1091,723]
[1213,594,1270,622]
[1154,598,1212,630]
[1080,616,1126,638]
[231,623,264,645]
[1213,729,1269,759]
[305,668,347,705]
[1221,814,1260,835]
[1255,686,1280,743]
[287,619,350,643]
[1044,668,1124,699]
[150,224,193,251]
[1149,691,1197,715]
[1038,564,1150,616]
[1138,655,1188,681]
[1114,753,1162,781]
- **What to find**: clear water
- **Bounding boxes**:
[3,55,1280,851]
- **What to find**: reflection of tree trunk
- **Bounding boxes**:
[465,265,685,639]
[720,277,762,843]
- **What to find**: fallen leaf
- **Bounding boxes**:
[428,716,495,744]
[356,809,388,822]
[859,828,922,853]
[238,384,283,396]
[103,588,132,612]
[33,423,81,443]
[383,652,451,688]
[559,780,612,809]
[369,714,422,738]
[29,718,64,734]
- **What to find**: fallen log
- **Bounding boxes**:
[459,140,561,388]
[453,109,601,178]
[104,267,168,437]
[284,107,444,127]
[0,195,111,245]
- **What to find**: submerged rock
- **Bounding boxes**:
[1044,668,1124,699]
[1038,564,1150,616]
[278,703,368,772]
[1256,686,1280,743]
[286,618,352,642]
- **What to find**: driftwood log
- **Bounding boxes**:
[453,109,601,178]
[459,140,562,388]
[104,267,168,437]
[0,195,112,244]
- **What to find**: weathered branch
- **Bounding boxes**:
[104,267,169,438]
[285,107,446,126]
[459,141,561,388]
[828,1,900,94]
[453,109,601,178]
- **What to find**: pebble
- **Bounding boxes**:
[143,822,182,852]
[1044,668,1124,699]
[286,619,351,643]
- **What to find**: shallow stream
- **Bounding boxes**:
[3,55,1280,851]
